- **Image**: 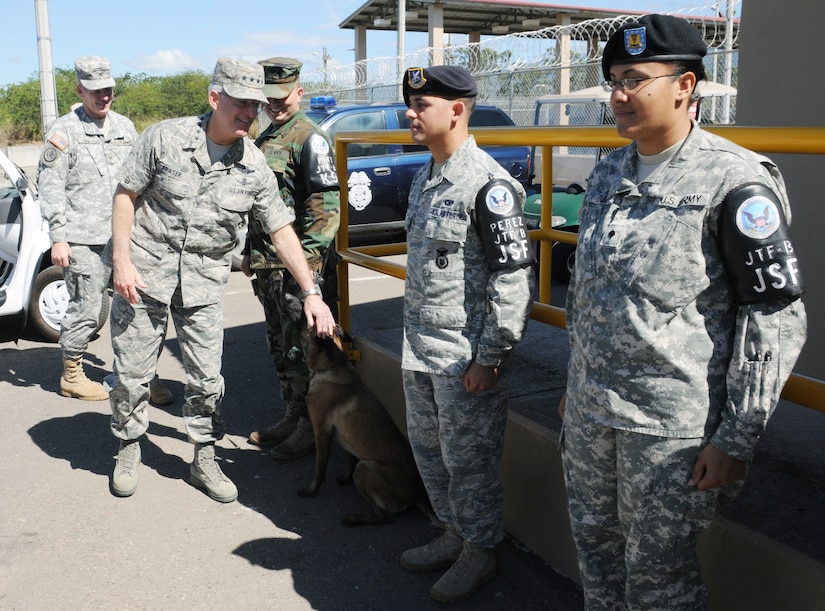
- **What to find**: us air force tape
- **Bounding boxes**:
[718,182,805,304]
[475,178,534,270]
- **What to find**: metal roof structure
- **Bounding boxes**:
[339,0,646,36]
[339,1,738,43]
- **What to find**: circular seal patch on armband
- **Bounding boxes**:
[735,194,781,240]
[43,147,58,163]
[485,184,514,216]
[311,137,330,155]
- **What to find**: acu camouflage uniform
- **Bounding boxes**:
[107,112,293,444]
[562,124,807,610]
[37,106,137,359]
[247,109,340,417]
[402,135,534,548]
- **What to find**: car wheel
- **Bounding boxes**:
[27,266,112,343]
[28,265,67,342]
[551,242,576,284]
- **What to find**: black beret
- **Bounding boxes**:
[602,14,707,80]
[403,65,478,106]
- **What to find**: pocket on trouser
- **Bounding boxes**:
[624,440,717,610]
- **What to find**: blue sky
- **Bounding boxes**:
[2,0,724,90]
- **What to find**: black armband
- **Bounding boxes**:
[475,178,535,270]
[718,182,805,304]
[301,133,338,192]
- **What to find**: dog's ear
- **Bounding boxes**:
[283,292,304,323]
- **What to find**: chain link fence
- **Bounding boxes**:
[300,11,739,127]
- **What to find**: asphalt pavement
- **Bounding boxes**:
[4,260,824,610]
[0,267,583,610]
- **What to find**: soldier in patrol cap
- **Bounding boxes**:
[105,57,335,504]
[243,57,341,460]
[36,57,156,402]
[559,14,807,609]
[397,64,534,604]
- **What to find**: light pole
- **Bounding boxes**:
[34,0,58,133]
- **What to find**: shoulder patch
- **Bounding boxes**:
[48,132,69,151]
[42,147,58,163]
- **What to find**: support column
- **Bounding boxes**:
[469,31,481,72]
[354,25,367,101]
[429,3,445,66]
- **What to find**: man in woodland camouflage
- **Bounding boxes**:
[244,57,341,460]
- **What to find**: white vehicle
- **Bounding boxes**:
[529,80,738,189]
[0,149,108,341]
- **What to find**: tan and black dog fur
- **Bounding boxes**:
[296,320,436,527]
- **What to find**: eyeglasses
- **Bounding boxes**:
[600,74,682,93]
[220,92,261,113]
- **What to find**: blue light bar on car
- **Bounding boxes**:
[310,95,337,110]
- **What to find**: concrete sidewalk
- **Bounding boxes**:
[0,270,583,610]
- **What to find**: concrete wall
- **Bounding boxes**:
[354,337,825,610]
[2,144,41,178]
[736,0,824,379]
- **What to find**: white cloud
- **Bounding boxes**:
[128,49,203,74]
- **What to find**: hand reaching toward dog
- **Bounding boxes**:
[304,295,335,338]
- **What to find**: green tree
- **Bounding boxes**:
[0,68,212,144]
[0,80,42,142]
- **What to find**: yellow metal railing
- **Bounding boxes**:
[333,125,825,414]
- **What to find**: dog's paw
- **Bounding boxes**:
[297,486,319,497]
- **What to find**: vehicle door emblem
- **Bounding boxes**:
[348,171,373,211]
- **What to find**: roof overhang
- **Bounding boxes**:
[339,0,738,42]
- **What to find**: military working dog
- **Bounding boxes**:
[292,299,436,527]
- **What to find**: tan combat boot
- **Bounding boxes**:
[268,416,315,460]
[111,439,141,497]
[149,375,174,406]
[190,442,238,503]
[429,540,498,604]
[60,357,108,401]
[400,524,463,572]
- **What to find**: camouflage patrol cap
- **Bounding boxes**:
[211,57,269,104]
[602,14,707,79]
[75,56,116,90]
[259,57,303,99]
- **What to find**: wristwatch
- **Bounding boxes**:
[299,284,323,300]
